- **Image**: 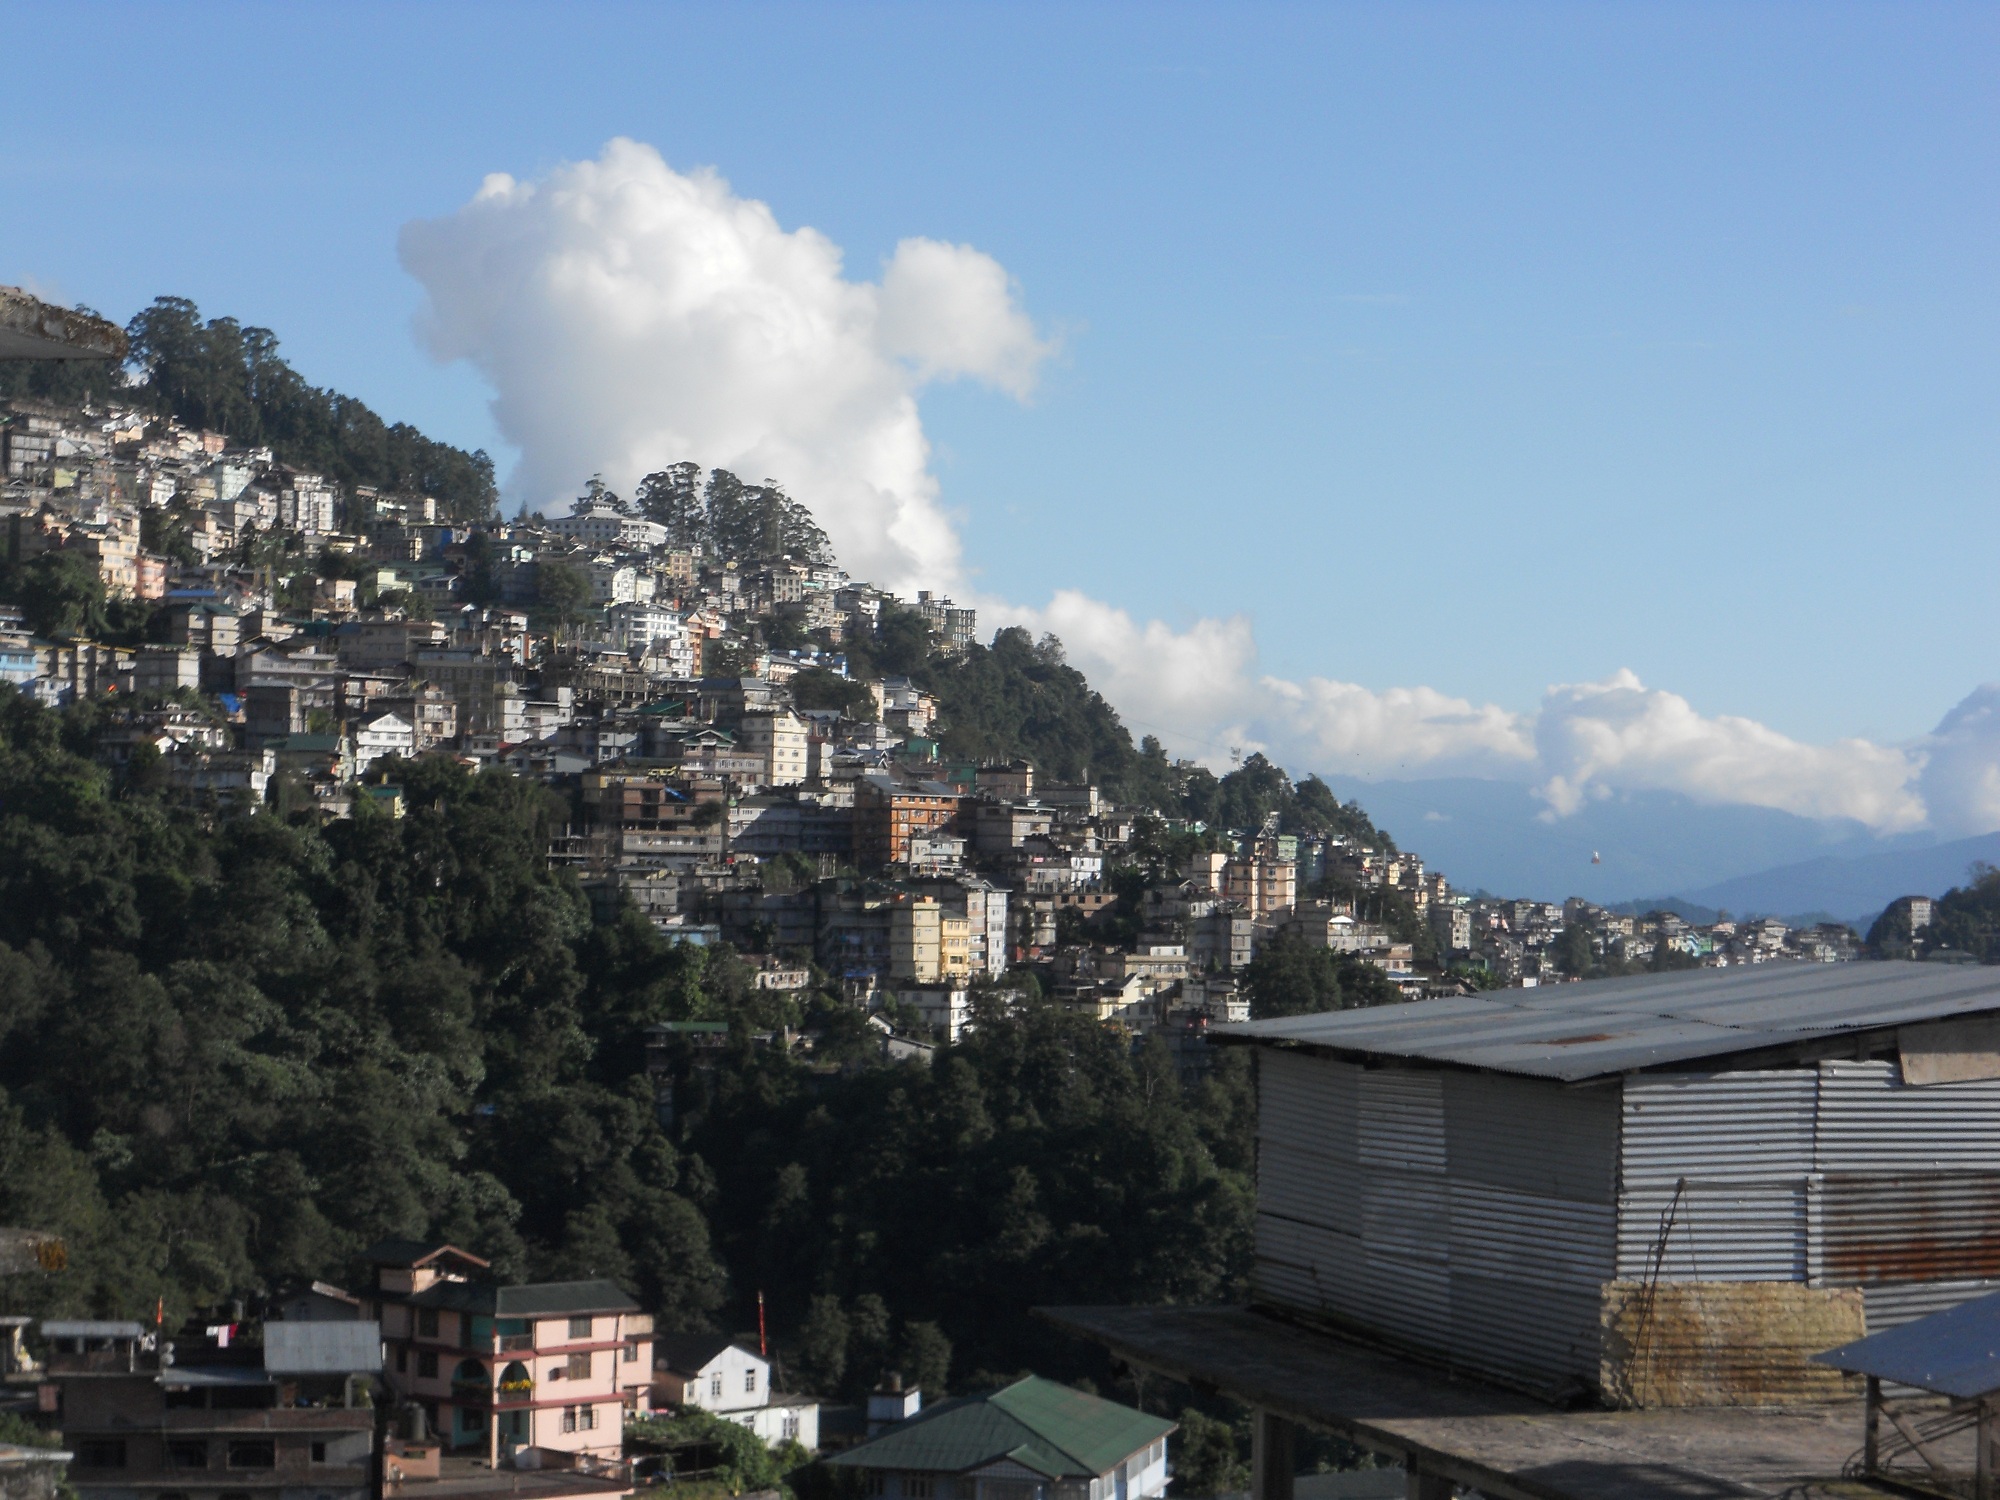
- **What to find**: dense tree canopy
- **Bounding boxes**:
[632,465,834,566]
[1870,866,2000,959]
[0,687,1254,1396]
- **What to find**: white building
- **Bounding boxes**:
[607,601,688,653]
[551,502,669,551]
[355,711,416,769]
[652,1335,819,1450]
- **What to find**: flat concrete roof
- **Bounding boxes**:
[1037,1305,1884,1500]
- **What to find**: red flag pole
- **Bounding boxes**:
[757,1291,767,1358]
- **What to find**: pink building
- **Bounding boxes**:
[359,1241,653,1466]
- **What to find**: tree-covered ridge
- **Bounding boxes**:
[1869,866,2000,959]
[0,687,1252,1390]
[0,296,498,520]
[629,463,835,565]
[892,623,1389,847]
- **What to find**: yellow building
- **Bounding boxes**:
[890,896,943,981]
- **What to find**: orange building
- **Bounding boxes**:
[855,774,964,869]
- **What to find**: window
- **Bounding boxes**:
[226,1440,276,1470]
[417,1352,438,1379]
[77,1441,126,1469]
[165,1441,206,1470]
[311,1443,328,1464]
[580,1405,598,1431]
[623,1338,640,1364]
[745,1369,758,1393]
[905,1479,935,1500]
[709,1373,723,1398]
[566,1352,592,1380]
[561,1406,578,1434]
[568,1316,593,1339]
[395,1346,408,1374]
[782,1415,800,1441]
[417,1308,439,1339]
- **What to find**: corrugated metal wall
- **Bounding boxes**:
[1258,1046,2000,1397]
[1253,1050,1617,1391]
[1617,1071,1817,1283]
[1616,1061,2000,1332]
[1816,1060,2000,1328]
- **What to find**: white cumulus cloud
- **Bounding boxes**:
[1529,671,1927,830]
[398,138,1049,596]
[398,139,2000,841]
[1916,684,2000,838]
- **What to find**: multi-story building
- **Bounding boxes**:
[736,708,809,788]
[359,1240,652,1466]
[906,877,1010,978]
[855,775,963,870]
[548,501,668,551]
[46,1318,379,1500]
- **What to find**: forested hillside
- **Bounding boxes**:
[0,295,497,519]
[0,689,1252,1392]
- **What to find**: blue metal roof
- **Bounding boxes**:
[1815,1290,2000,1398]
[1220,961,2000,1081]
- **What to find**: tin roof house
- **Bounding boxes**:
[1046,961,2000,1500]
[827,1377,1173,1500]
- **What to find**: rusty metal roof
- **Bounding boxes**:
[1814,1290,2000,1398]
[1218,960,2000,1081]
[0,288,125,361]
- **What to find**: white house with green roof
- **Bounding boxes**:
[828,1377,1173,1500]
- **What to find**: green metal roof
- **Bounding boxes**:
[826,1377,1174,1479]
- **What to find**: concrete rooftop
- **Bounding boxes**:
[1037,1304,1913,1500]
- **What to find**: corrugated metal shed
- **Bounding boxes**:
[262,1320,383,1374]
[1222,961,2000,1081]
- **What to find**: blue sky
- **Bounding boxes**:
[5,2,1996,787]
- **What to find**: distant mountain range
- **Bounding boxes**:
[1323,775,1997,926]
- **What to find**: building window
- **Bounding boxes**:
[311,1442,328,1464]
[226,1440,276,1470]
[561,1406,578,1434]
[418,1352,438,1379]
[566,1352,592,1380]
[165,1441,206,1470]
[906,1478,935,1499]
[396,1346,408,1373]
[623,1338,640,1364]
[745,1369,758,1393]
[710,1373,723,1398]
[418,1309,440,1339]
[783,1415,800,1440]
[581,1405,598,1431]
[568,1316,593,1339]
[77,1441,126,1469]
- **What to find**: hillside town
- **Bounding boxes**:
[0,392,1870,1061]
